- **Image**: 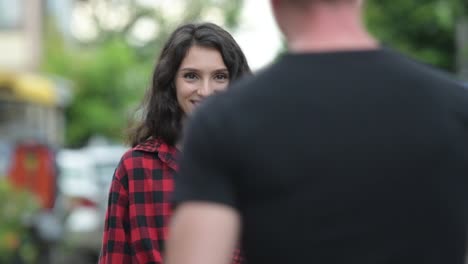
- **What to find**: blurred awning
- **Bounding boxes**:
[0,71,58,107]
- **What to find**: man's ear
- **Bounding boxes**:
[270,0,281,15]
[270,0,284,30]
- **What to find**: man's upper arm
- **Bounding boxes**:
[166,202,241,264]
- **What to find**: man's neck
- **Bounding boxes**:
[288,5,378,53]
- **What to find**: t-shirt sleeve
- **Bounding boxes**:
[172,110,239,209]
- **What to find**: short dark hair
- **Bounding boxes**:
[127,23,251,147]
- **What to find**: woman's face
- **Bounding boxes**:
[175,45,230,115]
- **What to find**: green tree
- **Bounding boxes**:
[276,1,467,73]
[0,179,40,263]
[43,0,244,147]
[365,0,467,72]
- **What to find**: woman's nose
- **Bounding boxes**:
[197,80,213,97]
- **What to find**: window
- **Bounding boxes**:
[0,0,23,30]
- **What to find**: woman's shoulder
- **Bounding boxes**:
[132,138,172,154]
[119,138,179,171]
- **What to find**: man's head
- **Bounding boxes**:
[270,0,364,41]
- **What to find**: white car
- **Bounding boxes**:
[54,144,126,263]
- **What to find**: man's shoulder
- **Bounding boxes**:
[196,67,275,114]
[385,51,468,122]
[186,72,271,140]
[375,49,467,95]
[415,63,468,99]
[385,49,463,85]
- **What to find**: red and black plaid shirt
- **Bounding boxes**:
[99,138,244,264]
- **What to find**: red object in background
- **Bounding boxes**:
[8,142,56,209]
[69,196,97,209]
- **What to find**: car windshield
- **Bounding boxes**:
[95,162,118,189]
[60,166,89,180]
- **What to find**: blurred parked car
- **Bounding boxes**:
[7,141,61,264]
[53,143,126,263]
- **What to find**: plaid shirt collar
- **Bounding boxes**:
[134,138,180,171]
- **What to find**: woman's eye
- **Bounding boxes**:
[184,73,198,80]
[214,74,228,80]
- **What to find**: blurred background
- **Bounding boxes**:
[0,0,467,263]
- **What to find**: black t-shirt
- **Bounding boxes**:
[174,48,468,264]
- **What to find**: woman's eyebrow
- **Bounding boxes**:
[179,67,200,72]
[179,67,229,72]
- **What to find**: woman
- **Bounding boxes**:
[99,22,251,264]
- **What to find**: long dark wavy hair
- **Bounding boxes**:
[127,22,251,147]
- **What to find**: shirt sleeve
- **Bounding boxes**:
[99,161,133,263]
[101,150,170,264]
[173,111,239,209]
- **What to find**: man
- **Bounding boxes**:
[166,0,468,263]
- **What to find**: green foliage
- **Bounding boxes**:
[44,38,150,146]
[43,0,244,147]
[365,0,466,71]
[275,1,467,72]
[0,179,40,263]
